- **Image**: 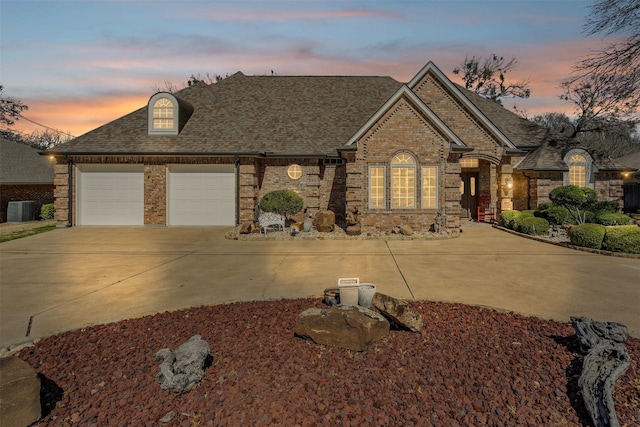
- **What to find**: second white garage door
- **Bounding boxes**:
[167,165,235,226]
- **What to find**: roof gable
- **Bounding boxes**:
[345,85,464,147]
[408,62,517,150]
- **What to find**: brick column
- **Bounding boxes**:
[238,161,258,223]
[498,163,514,213]
[53,163,69,226]
[444,160,461,230]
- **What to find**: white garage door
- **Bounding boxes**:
[168,165,235,226]
[77,165,144,225]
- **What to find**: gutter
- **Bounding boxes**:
[234,156,240,226]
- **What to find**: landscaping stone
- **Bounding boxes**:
[571,316,630,427]
[0,355,41,427]
[154,335,211,394]
[294,306,390,351]
[372,293,423,332]
[313,210,335,233]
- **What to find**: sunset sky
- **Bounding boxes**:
[1,0,605,138]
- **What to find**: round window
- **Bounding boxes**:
[287,164,302,180]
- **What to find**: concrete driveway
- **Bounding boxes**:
[1,223,638,346]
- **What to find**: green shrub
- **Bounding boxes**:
[259,190,304,217]
[549,185,597,224]
[592,200,620,215]
[568,223,606,249]
[513,211,534,231]
[500,210,521,229]
[535,204,572,226]
[603,225,640,254]
[517,217,550,235]
[40,203,55,220]
[596,213,632,226]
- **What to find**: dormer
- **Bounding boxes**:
[147,92,193,136]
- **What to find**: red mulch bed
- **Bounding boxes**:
[20,299,640,426]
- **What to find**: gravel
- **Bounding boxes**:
[20,299,640,426]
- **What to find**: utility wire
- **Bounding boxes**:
[17,113,76,138]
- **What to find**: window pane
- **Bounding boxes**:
[153,98,174,129]
[421,167,437,208]
[460,158,478,168]
[470,177,476,197]
[392,154,415,165]
[570,154,585,163]
[392,167,415,208]
[369,167,385,208]
[569,165,586,187]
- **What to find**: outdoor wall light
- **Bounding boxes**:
[506,178,513,189]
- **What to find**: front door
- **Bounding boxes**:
[460,172,478,220]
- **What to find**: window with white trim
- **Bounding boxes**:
[287,164,302,180]
[148,93,180,135]
[564,149,594,188]
[391,153,416,208]
[421,166,437,208]
[368,166,385,208]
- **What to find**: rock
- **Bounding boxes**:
[294,306,390,351]
[154,335,211,394]
[400,225,413,236]
[0,356,41,427]
[391,226,402,234]
[372,293,423,332]
[571,317,629,427]
[313,210,335,232]
[346,223,361,235]
[239,222,253,234]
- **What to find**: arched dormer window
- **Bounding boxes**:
[148,93,179,135]
[564,148,595,188]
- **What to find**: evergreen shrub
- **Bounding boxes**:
[603,225,640,254]
[517,217,550,235]
[568,223,606,249]
[259,190,304,217]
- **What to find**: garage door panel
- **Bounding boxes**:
[78,166,144,226]
[168,167,234,226]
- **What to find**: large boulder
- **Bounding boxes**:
[372,293,423,332]
[294,306,390,351]
[313,210,335,233]
[0,356,41,427]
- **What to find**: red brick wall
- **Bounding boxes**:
[0,184,54,222]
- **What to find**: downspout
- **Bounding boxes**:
[235,156,240,226]
[65,155,73,227]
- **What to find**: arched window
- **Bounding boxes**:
[564,149,594,188]
[148,93,180,135]
[152,98,174,130]
[391,153,416,208]
[568,154,586,187]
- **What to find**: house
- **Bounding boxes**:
[45,61,628,232]
[0,137,55,222]
[614,151,640,213]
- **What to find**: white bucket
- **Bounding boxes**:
[358,283,377,308]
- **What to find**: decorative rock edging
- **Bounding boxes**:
[493,225,640,259]
[225,226,457,241]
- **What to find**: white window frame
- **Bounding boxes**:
[421,166,438,209]
[368,165,386,209]
[148,93,179,135]
[391,153,416,209]
[287,164,303,180]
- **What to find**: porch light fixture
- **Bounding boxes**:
[506,177,513,189]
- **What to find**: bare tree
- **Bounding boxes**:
[453,54,531,104]
[0,85,28,137]
[560,0,640,136]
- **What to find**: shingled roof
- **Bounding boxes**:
[0,138,55,184]
[515,138,629,172]
[50,73,403,156]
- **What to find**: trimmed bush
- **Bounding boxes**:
[513,210,534,231]
[535,205,572,226]
[500,210,521,229]
[549,185,597,224]
[568,223,606,249]
[259,190,304,217]
[40,203,55,220]
[517,217,550,235]
[592,200,620,215]
[603,225,640,254]
[595,213,632,226]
